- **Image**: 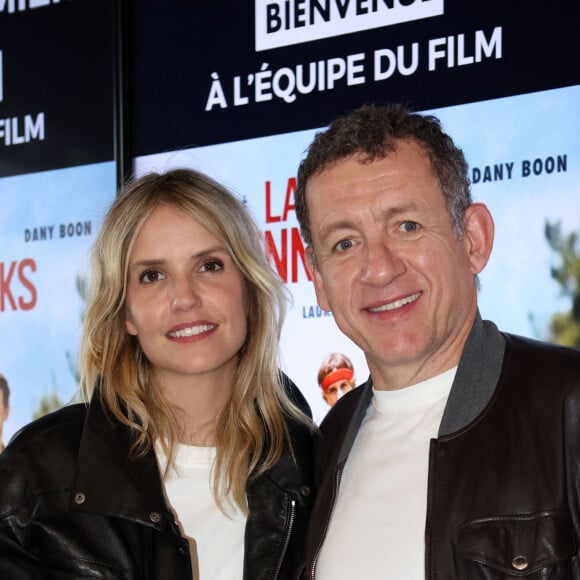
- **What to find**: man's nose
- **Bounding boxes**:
[360,238,406,286]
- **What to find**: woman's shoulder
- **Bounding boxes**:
[0,403,87,489]
[4,403,87,453]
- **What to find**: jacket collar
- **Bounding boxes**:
[255,420,315,500]
[71,392,311,524]
[336,310,506,463]
[71,393,170,530]
[439,311,505,436]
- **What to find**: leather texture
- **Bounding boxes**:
[302,332,580,579]
[0,382,314,580]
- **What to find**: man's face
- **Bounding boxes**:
[322,378,355,407]
[305,140,492,389]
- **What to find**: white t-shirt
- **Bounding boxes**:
[156,443,247,580]
[315,367,456,580]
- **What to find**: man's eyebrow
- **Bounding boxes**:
[382,202,420,219]
[318,219,357,243]
[317,202,421,241]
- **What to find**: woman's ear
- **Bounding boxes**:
[125,316,138,336]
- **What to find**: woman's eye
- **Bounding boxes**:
[400,221,420,233]
[335,239,354,252]
[200,259,224,273]
[140,269,164,284]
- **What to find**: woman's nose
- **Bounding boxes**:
[170,277,200,311]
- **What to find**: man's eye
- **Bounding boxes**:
[200,259,224,273]
[400,221,420,233]
[335,239,354,252]
[140,269,164,284]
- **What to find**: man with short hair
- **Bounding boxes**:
[295,104,580,579]
[0,375,10,452]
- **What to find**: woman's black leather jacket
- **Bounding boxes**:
[0,386,314,579]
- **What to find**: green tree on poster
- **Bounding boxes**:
[32,374,63,420]
[65,273,88,386]
[32,273,87,419]
[545,221,580,348]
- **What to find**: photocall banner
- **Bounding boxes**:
[1,1,578,439]
[131,0,580,156]
[131,0,579,422]
[0,0,117,442]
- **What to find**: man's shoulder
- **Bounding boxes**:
[501,333,580,397]
[503,332,580,365]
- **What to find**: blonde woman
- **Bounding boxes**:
[0,168,315,580]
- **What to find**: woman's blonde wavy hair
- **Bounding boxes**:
[79,168,309,512]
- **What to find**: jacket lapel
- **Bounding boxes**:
[71,393,170,530]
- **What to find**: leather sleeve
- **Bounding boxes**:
[0,444,40,578]
[0,514,39,579]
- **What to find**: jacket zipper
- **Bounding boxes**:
[273,497,296,580]
[425,439,437,580]
[310,464,344,580]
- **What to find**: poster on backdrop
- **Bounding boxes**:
[0,0,117,443]
[134,84,580,424]
[0,163,116,444]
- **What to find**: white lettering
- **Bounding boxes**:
[428,36,446,71]
[0,113,45,146]
[429,27,502,71]
[25,112,44,140]
[326,57,345,90]
[374,43,419,80]
[476,26,502,61]
[457,34,474,66]
[205,72,228,111]
[256,0,444,51]
[347,53,366,85]
[0,0,59,13]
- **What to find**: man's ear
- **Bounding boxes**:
[305,246,331,312]
[463,202,494,276]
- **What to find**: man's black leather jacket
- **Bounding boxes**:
[302,316,580,578]
[0,386,314,579]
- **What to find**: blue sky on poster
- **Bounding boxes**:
[0,161,116,440]
[433,86,579,340]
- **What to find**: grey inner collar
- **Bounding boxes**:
[438,312,505,436]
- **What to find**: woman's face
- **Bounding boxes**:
[124,203,248,394]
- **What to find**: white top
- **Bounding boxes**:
[315,367,456,580]
[156,443,247,580]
